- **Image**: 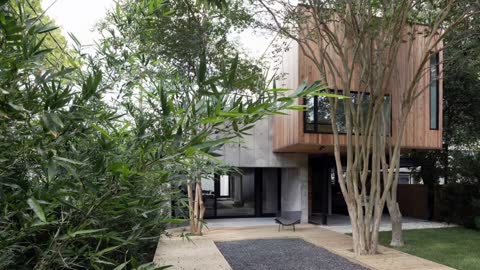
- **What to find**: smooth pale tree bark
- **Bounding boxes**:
[388,201,404,246]
[386,162,405,247]
[196,181,206,233]
[257,0,470,255]
[187,178,206,235]
[187,180,196,232]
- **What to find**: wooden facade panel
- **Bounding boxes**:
[273,25,443,153]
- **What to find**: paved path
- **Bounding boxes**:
[154,225,454,270]
[205,217,276,228]
[311,215,456,233]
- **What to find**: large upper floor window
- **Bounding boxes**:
[304,92,391,135]
[430,52,440,130]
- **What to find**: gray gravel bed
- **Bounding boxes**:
[215,238,368,270]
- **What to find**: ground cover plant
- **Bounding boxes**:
[379,227,480,270]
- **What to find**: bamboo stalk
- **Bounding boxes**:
[187,180,195,233]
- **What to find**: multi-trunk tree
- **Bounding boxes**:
[256,0,473,255]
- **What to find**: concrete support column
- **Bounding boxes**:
[299,161,309,224]
[281,157,309,224]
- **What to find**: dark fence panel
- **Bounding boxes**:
[397,184,429,219]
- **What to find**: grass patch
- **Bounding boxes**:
[379,227,480,270]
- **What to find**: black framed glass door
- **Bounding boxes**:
[204,168,281,218]
[215,170,256,217]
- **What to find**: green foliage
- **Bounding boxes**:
[424,8,480,225]
[436,183,480,228]
[409,0,480,189]
[8,0,75,68]
[474,216,480,230]
[379,227,480,270]
[102,0,260,88]
[95,0,321,189]
[1,2,172,268]
[443,12,480,148]
[1,0,324,268]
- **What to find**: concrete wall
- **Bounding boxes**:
[218,41,309,221]
[219,117,309,223]
[281,167,309,223]
[221,117,306,168]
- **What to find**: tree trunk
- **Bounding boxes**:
[187,180,195,232]
[187,178,206,235]
[443,142,449,184]
[196,181,205,233]
[387,201,405,247]
[192,181,200,234]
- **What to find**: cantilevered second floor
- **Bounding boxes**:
[273,24,443,153]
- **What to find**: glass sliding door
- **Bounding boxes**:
[215,169,255,217]
[201,176,216,218]
[202,168,281,218]
[262,168,280,215]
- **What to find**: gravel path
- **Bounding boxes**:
[215,238,368,270]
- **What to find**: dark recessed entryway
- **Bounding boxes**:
[203,168,282,218]
[310,156,348,225]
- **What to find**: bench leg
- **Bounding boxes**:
[293,224,295,232]
[278,224,281,232]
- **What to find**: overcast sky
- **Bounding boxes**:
[41,0,273,59]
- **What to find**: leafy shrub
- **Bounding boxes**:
[0,2,172,268]
[1,0,309,268]
[436,183,480,228]
[474,216,480,230]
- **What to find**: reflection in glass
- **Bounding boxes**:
[201,176,215,217]
[219,175,229,196]
[216,169,255,216]
[262,169,279,215]
[305,97,315,132]
[317,96,335,132]
[304,92,391,135]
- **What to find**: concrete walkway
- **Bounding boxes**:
[154,225,454,270]
[205,217,276,228]
[205,215,456,234]
[311,214,456,233]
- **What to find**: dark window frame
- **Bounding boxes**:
[429,52,440,130]
[303,90,392,135]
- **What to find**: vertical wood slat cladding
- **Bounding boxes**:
[273,25,443,153]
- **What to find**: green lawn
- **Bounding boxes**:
[379,227,480,270]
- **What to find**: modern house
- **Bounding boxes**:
[203,23,443,225]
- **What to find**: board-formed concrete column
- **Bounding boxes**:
[281,158,309,224]
[298,161,309,224]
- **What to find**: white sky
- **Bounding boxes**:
[41,0,273,60]
[42,0,115,47]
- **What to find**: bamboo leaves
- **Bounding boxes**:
[1,0,335,268]
[27,198,47,223]
[68,228,108,237]
[227,54,239,88]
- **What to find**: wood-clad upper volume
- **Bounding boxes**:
[273,24,443,153]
